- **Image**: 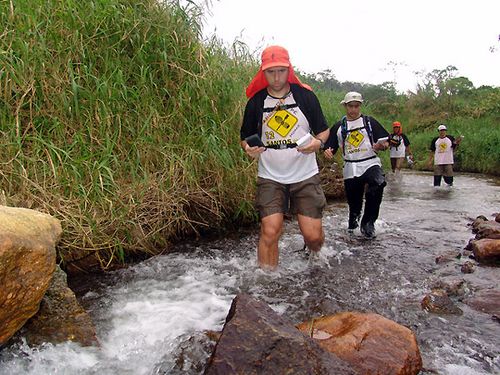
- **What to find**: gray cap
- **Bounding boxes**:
[340,91,363,104]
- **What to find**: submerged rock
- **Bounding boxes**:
[19,265,98,347]
[464,289,500,317]
[421,289,463,315]
[429,278,468,297]
[460,261,475,274]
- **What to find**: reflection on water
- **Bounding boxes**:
[1,171,499,375]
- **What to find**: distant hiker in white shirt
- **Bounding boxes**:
[427,124,463,187]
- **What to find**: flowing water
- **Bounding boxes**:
[1,171,499,375]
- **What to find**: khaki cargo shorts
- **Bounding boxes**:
[255,174,326,219]
[434,164,454,177]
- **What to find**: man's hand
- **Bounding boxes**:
[324,147,335,160]
[372,140,388,152]
[297,138,322,154]
[244,144,266,159]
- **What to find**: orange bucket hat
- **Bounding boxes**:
[392,121,402,134]
[245,45,312,98]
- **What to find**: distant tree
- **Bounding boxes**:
[443,77,474,96]
[341,81,365,93]
[416,66,459,97]
[315,69,342,91]
[298,69,342,92]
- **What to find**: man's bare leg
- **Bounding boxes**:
[297,215,324,253]
[258,213,284,270]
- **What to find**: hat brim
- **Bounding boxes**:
[262,62,290,71]
[341,99,363,104]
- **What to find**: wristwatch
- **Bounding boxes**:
[318,139,325,150]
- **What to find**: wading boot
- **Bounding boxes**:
[348,213,360,233]
[360,221,376,239]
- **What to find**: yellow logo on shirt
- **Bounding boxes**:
[268,109,298,137]
[438,142,448,152]
[346,130,364,147]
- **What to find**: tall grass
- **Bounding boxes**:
[0,0,258,270]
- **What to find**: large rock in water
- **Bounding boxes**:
[0,205,62,345]
[472,218,500,239]
[297,312,422,375]
[471,238,500,263]
[204,294,356,375]
[19,265,98,346]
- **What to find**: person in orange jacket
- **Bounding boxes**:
[388,121,413,174]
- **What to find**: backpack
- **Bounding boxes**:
[388,134,402,149]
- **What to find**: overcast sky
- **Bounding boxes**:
[201,0,500,92]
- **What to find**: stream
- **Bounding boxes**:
[1,170,499,374]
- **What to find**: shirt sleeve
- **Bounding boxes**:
[448,135,457,149]
[240,96,259,140]
[324,122,341,151]
[369,117,389,141]
[402,134,410,146]
[304,90,329,135]
[430,137,438,151]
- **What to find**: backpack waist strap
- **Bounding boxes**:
[343,155,377,163]
[266,143,298,150]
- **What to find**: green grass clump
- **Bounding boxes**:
[0,0,258,269]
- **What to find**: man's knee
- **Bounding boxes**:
[365,166,386,194]
[260,221,282,243]
[304,231,324,251]
[366,182,384,197]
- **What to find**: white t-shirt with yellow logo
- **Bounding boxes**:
[336,117,383,179]
[258,93,318,184]
[431,136,455,165]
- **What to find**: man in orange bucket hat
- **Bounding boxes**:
[388,121,414,174]
[240,45,330,270]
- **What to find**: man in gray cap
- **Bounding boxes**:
[427,124,463,187]
[324,92,389,238]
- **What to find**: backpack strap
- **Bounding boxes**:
[253,89,267,138]
[290,84,314,131]
[340,116,348,156]
[363,115,375,146]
